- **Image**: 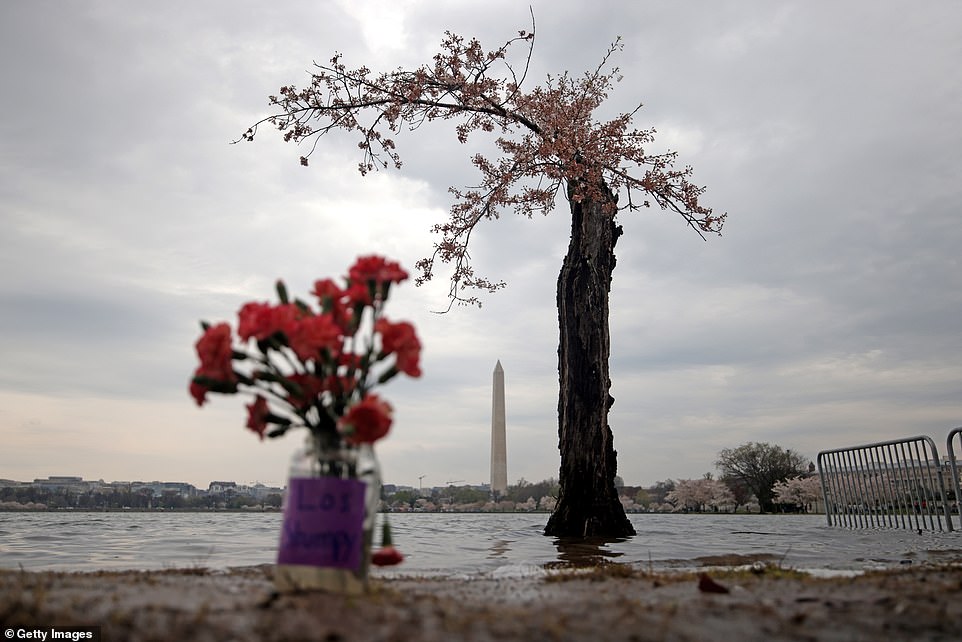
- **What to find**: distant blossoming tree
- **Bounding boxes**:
[772,475,823,513]
[666,478,736,513]
[242,18,724,537]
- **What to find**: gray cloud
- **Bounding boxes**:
[1,1,960,489]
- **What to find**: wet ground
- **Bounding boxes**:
[3,562,962,641]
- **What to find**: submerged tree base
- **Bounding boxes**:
[544,497,636,538]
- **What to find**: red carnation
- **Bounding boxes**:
[342,281,372,308]
[311,278,342,304]
[372,545,404,566]
[237,302,273,341]
[195,323,234,377]
[376,319,422,377]
[372,519,403,566]
[238,302,300,342]
[348,255,408,287]
[245,395,271,440]
[189,378,209,406]
[338,394,393,444]
[287,313,342,361]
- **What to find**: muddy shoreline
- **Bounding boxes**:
[3,563,961,641]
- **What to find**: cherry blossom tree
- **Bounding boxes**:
[666,478,735,513]
[772,475,823,513]
[243,19,724,537]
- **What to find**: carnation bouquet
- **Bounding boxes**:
[190,255,420,446]
[189,255,417,588]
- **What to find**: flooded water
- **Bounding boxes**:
[2,511,961,577]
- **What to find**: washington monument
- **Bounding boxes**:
[490,360,507,497]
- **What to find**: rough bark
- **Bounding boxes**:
[544,180,635,538]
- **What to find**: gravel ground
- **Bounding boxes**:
[2,563,961,641]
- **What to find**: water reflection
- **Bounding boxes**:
[8,512,962,574]
[550,536,628,567]
[488,539,511,559]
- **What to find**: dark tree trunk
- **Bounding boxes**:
[544,181,635,538]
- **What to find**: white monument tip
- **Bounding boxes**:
[494,360,503,371]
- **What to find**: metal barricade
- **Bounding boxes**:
[946,427,962,521]
[817,435,954,532]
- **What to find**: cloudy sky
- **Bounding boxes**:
[2,1,960,492]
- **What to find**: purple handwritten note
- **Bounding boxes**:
[276,477,366,569]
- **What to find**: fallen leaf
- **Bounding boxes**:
[698,573,730,594]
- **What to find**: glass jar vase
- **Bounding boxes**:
[273,435,381,594]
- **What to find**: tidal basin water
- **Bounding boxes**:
[3,512,961,577]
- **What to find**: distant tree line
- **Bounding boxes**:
[382,442,817,515]
[384,478,562,513]
[3,442,816,515]
[0,486,283,511]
